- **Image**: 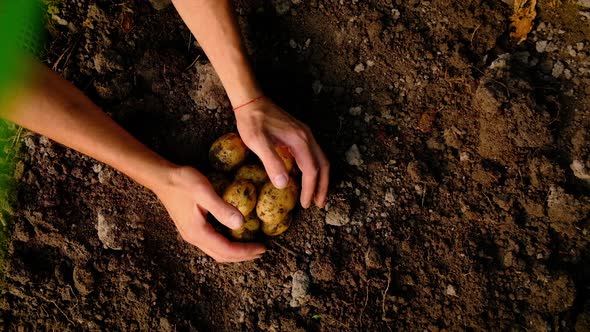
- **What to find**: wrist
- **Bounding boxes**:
[226,80,263,109]
[134,157,178,194]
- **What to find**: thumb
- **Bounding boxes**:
[249,135,289,189]
[198,183,244,230]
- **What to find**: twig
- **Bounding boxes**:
[358,280,370,328]
[11,126,23,149]
[381,265,392,322]
[272,241,298,257]
[470,24,482,44]
[185,55,201,71]
[482,193,494,209]
[38,294,75,326]
[52,41,75,71]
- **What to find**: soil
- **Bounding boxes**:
[2,0,590,331]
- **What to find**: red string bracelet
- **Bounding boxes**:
[232,95,265,111]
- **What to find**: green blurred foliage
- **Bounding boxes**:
[0,0,44,276]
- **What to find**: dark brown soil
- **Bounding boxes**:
[2,0,590,331]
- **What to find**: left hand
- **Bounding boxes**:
[234,97,329,208]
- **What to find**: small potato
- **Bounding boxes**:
[223,180,257,217]
[276,145,295,173]
[235,164,269,188]
[231,213,261,241]
[207,172,231,195]
[256,178,299,225]
[209,133,249,172]
[261,213,292,236]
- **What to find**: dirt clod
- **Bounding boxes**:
[73,266,94,296]
[310,256,335,282]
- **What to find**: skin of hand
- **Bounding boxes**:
[235,98,329,208]
[172,0,330,207]
[4,61,265,262]
[153,166,266,262]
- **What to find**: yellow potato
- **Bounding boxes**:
[235,164,269,188]
[231,213,261,241]
[261,213,292,236]
[256,178,299,225]
[276,145,295,173]
[209,133,249,172]
[223,180,257,217]
[208,172,231,195]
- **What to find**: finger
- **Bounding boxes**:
[197,181,244,230]
[248,134,289,189]
[289,137,318,209]
[196,222,267,262]
[310,141,330,208]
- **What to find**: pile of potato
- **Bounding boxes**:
[208,133,299,241]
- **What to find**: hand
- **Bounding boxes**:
[152,165,266,262]
[234,97,330,208]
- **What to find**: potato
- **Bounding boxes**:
[276,145,295,173]
[209,133,249,172]
[223,180,257,217]
[261,213,292,236]
[256,178,299,225]
[208,172,231,195]
[231,213,261,241]
[235,164,269,188]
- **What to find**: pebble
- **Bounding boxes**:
[445,284,457,297]
[345,144,363,166]
[571,160,590,181]
[325,206,351,226]
[536,40,548,53]
[96,212,122,250]
[354,63,365,73]
[312,80,323,95]
[552,61,565,78]
[349,106,362,116]
[290,271,310,307]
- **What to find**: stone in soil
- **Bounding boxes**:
[96,212,122,250]
[325,206,351,227]
[290,271,310,307]
[345,144,363,166]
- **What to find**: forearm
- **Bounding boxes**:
[171,0,262,106]
[2,62,173,190]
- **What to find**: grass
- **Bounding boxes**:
[0,0,44,286]
[0,120,20,286]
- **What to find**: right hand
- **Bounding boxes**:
[152,165,266,262]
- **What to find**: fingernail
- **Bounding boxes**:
[274,174,289,189]
[230,213,243,229]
